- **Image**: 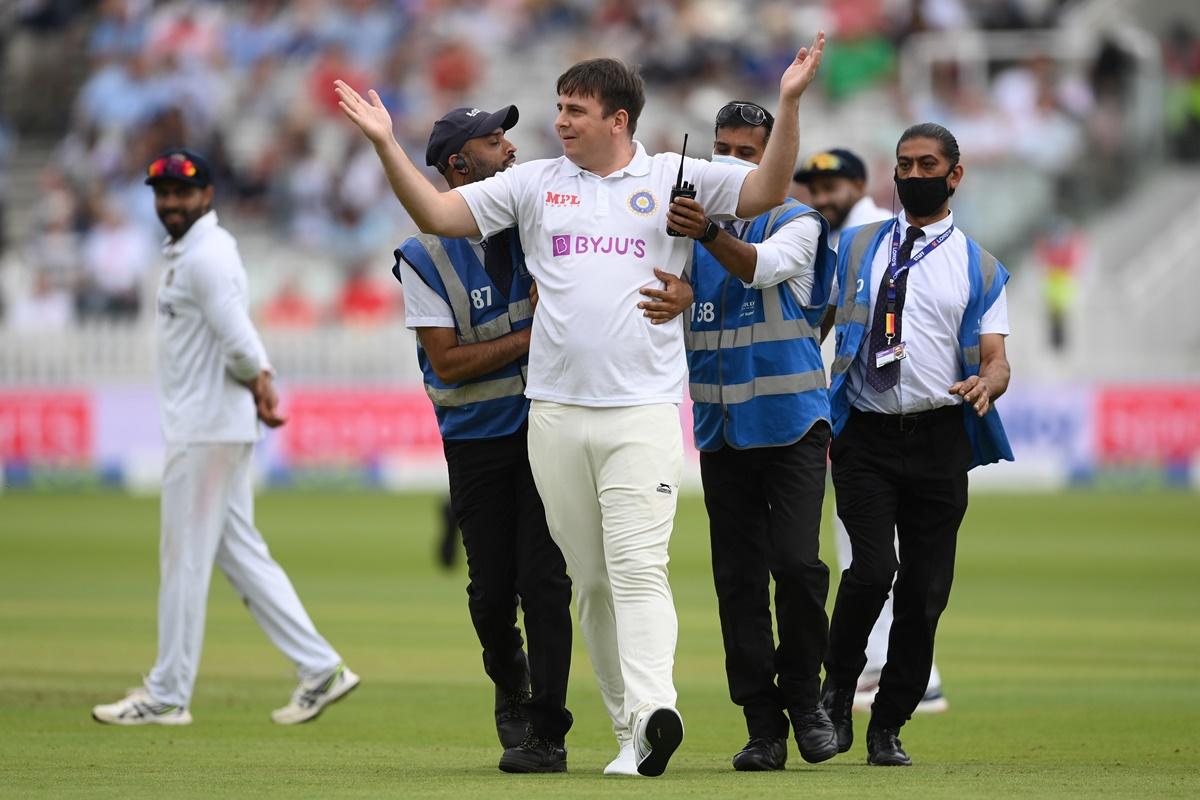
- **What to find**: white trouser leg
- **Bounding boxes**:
[215,443,340,681]
[836,514,939,688]
[147,443,238,707]
[593,404,681,730]
[528,401,628,741]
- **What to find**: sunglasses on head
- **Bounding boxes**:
[147,154,199,180]
[716,102,769,127]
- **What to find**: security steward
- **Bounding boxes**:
[820,122,1013,767]
[666,100,839,771]
[393,106,573,773]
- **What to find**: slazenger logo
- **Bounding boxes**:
[545,191,581,207]
[551,234,646,258]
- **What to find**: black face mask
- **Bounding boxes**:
[894,168,955,217]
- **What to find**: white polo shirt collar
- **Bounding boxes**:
[555,141,652,179]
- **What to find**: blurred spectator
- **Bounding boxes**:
[308,43,373,118]
[0,116,13,254]
[88,0,149,62]
[77,196,154,320]
[261,275,318,329]
[145,1,225,66]
[335,262,393,326]
[427,38,482,107]
[23,183,82,294]
[7,271,73,332]
[1033,215,1090,353]
[1164,19,1200,160]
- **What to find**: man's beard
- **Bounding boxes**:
[158,207,205,240]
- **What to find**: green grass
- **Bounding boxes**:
[1,489,1198,798]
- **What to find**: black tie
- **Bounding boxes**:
[865,225,923,393]
[481,229,514,299]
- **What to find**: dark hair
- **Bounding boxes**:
[897,122,960,165]
[714,101,774,143]
[555,58,646,136]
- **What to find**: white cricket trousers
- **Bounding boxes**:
[146,442,340,707]
[527,401,682,741]
[834,514,941,688]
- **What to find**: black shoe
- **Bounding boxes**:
[498,733,568,773]
[821,679,855,754]
[732,736,787,771]
[495,685,531,749]
[789,705,839,763]
[866,724,912,766]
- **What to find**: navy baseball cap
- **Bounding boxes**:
[793,148,867,184]
[145,148,213,187]
[425,105,519,171]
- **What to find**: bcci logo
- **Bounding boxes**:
[628,190,657,216]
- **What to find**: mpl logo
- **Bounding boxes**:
[551,234,647,258]
[545,191,581,207]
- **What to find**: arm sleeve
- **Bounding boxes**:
[395,257,455,330]
[686,157,753,221]
[742,215,822,307]
[455,164,526,241]
[193,242,270,381]
[981,285,1010,335]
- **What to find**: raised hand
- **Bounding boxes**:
[779,31,825,102]
[334,80,395,146]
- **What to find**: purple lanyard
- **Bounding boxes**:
[883,220,954,343]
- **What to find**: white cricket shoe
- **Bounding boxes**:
[633,706,684,777]
[914,685,949,714]
[603,740,638,776]
[271,663,360,724]
[92,687,192,726]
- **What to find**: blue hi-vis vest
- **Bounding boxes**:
[828,219,1014,469]
[684,200,836,451]
[393,231,532,440]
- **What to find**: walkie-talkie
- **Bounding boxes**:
[666,133,695,237]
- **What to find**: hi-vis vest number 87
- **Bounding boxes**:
[394,231,532,441]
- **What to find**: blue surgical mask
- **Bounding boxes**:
[711,153,757,169]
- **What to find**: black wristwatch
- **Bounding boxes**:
[697,218,720,243]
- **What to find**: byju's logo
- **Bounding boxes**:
[550,235,647,258]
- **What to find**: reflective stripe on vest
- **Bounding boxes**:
[830,220,890,378]
[690,368,826,405]
[416,234,528,345]
[424,374,528,408]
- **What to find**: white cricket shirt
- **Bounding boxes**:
[456,142,751,406]
[155,211,270,443]
[846,212,1009,415]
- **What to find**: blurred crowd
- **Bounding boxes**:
[1,0,1198,333]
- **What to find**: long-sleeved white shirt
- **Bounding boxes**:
[154,210,269,443]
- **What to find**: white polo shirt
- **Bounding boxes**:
[155,211,270,443]
[846,211,1009,415]
[457,142,751,407]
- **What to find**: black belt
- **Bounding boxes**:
[850,404,961,433]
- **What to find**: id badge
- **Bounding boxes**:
[875,342,907,368]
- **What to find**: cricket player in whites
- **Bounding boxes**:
[92,149,358,726]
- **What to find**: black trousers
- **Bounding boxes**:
[443,427,574,741]
[700,423,832,739]
[826,406,970,729]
